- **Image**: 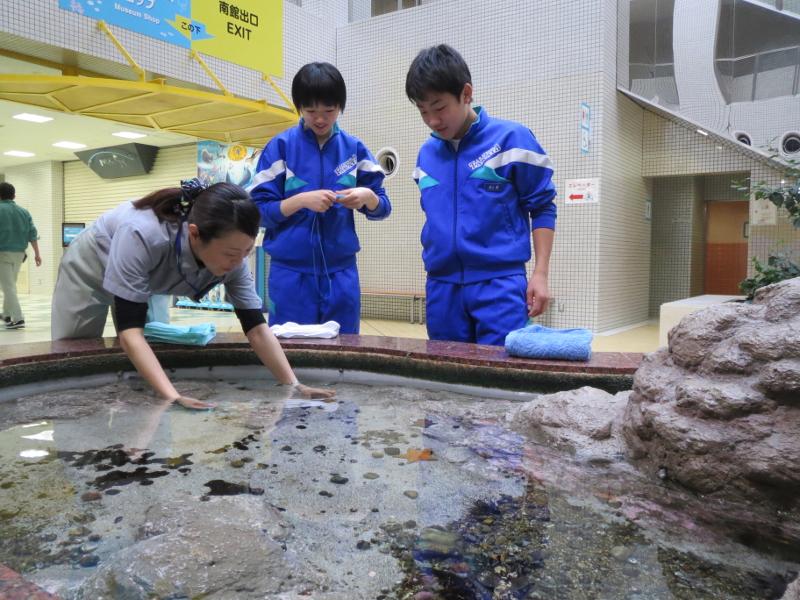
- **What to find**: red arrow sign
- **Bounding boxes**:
[569,194,584,200]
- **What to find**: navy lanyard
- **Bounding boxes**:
[174,222,218,298]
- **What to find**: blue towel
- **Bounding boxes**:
[504,324,593,361]
[143,322,217,346]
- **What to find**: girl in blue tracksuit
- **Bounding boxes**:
[249,62,391,334]
[406,45,557,346]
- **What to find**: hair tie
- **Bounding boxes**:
[177,178,206,217]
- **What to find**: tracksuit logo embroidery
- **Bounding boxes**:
[467,144,501,170]
[335,155,358,187]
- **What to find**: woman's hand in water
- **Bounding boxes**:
[294,383,336,400]
[173,395,217,410]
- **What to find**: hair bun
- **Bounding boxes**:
[181,177,206,200]
[176,178,207,217]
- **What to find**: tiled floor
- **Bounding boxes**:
[1,293,661,353]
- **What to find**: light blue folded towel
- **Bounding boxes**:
[143,322,217,346]
[505,324,593,361]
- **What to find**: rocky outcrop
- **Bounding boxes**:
[623,277,800,552]
[74,498,320,599]
[506,386,629,464]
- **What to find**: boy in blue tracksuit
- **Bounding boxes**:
[249,62,391,334]
[405,45,557,346]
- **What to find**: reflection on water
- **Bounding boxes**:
[0,372,796,599]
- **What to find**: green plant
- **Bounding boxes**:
[750,161,800,228]
[734,152,800,298]
[740,254,800,299]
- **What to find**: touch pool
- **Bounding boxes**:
[0,365,797,600]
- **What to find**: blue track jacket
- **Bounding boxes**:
[413,107,556,284]
[249,120,391,273]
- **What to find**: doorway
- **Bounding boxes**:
[704,200,749,294]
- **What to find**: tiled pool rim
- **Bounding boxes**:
[0,333,643,394]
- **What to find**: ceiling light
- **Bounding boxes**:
[4,150,35,157]
[112,131,147,139]
[12,112,53,123]
[53,141,87,149]
[696,129,709,136]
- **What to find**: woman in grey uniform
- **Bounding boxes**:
[52,179,333,409]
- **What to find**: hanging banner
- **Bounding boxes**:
[59,0,283,76]
[59,0,193,47]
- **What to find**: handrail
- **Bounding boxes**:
[715,44,800,62]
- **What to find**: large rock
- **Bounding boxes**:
[783,577,800,600]
[74,497,320,599]
[507,386,630,464]
[623,277,800,553]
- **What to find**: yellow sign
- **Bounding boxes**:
[192,0,283,77]
[166,15,195,43]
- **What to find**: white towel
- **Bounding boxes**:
[270,320,340,339]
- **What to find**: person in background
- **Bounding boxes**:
[51,179,334,408]
[0,181,42,330]
[405,45,557,345]
[249,62,391,334]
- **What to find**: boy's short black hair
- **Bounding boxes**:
[0,182,14,201]
[405,44,472,103]
[291,62,347,111]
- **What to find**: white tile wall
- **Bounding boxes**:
[337,0,609,328]
[302,0,350,27]
[649,175,702,314]
[348,0,372,22]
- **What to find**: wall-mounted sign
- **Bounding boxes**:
[60,0,192,47]
[565,178,600,205]
[60,0,283,76]
[192,1,282,77]
[750,197,777,226]
[579,102,591,155]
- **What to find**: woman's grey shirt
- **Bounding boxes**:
[90,201,262,308]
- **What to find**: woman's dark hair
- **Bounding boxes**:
[405,44,472,103]
[134,181,260,242]
[291,62,347,111]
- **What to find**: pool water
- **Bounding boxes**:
[0,370,796,599]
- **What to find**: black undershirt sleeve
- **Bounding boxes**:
[235,308,267,334]
[113,296,149,332]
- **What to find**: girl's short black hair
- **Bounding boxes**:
[291,62,347,111]
[405,44,472,103]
